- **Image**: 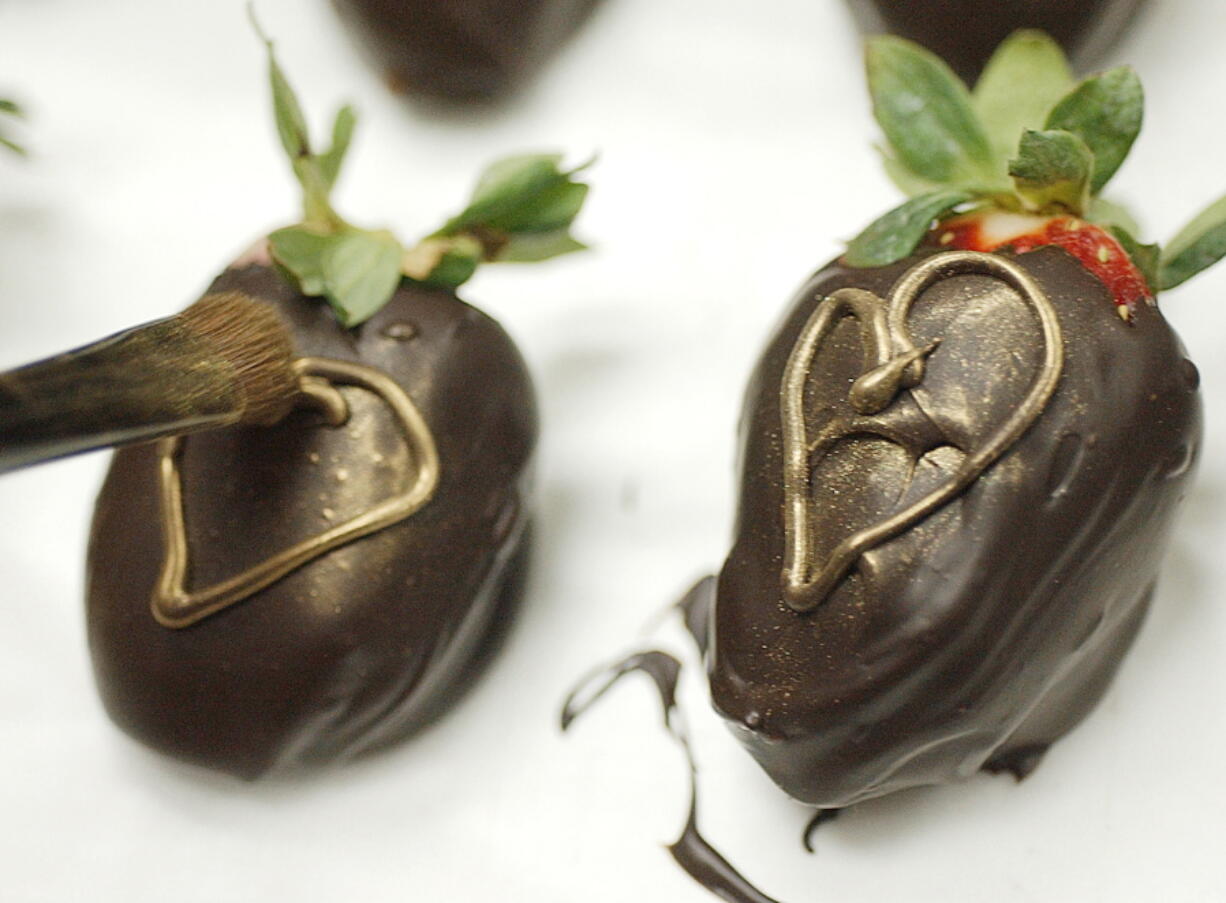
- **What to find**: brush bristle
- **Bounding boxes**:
[180,292,299,426]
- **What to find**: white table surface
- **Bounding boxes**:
[2,1,1224,901]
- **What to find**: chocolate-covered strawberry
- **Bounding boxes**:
[333,0,603,102]
[712,32,1226,811]
[846,0,1147,83]
[82,37,590,778]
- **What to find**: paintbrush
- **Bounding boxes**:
[0,291,301,474]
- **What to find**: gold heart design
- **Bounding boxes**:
[779,250,1064,613]
[150,356,440,628]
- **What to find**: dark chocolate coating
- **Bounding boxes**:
[711,247,1200,808]
[846,0,1148,83]
[86,265,536,779]
[333,0,602,102]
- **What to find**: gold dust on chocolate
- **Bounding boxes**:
[780,251,1063,613]
[712,245,1200,807]
[151,356,440,629]
[87,265,537,778]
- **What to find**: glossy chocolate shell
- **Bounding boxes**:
[86,264,536,779]
[333,0,603,102]
[846,0,1148,83]
[711,247,1199,808]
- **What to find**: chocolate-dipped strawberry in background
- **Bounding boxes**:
[333,0,604,102]
[846,0,1148,83]
[566,30,1226,901]
[74,36,590,779]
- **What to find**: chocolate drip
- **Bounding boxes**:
[669,797,782,903]
[562,641,783,903]
[676,575,716,656]
[560,650,682,731]
[800,809,841,854]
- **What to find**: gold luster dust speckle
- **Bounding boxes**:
[308,452,320,464]
[939,231,954,246]
[380,321,416,341]
[1118,305,1132,322]
[321,507,336,520]
[335,468,350,483]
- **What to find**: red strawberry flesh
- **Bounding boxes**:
[931,213,1152,319]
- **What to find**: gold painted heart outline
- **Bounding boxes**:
[150,356,440,628]
[779,250,1064,613]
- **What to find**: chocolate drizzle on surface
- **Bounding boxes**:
[562,578,783,903]
[668,801,782,903]
[801,809,840,854]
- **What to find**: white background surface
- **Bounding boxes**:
[2,1,1225,901]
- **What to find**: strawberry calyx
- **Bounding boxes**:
[845,30,1226,300]
[251,15,590,327]
[930,211,1152,319]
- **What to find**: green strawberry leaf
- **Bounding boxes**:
[413,152,592,278]
[320,230,405,326]
[878,146,941,197]
[317,105,356,192]
[498,231,589,263]
[440,153,592,235]
[272,225,412,325]
[844,189,974,267]
[866,36,995,186]
[1008,129,1093,213]
[264,41,310,163]
[413,236,485,289]
[1107,225,1160,293]
[1159,194,1226,290]
[493,179,589,234]
[268,225,334,296]
[252,19,591,324]
[1045,67,1142,195]
[973,30,1074,172]
[461,154,566,220]
[253,11,349,231]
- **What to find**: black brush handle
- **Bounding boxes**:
[0,292,299,474]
